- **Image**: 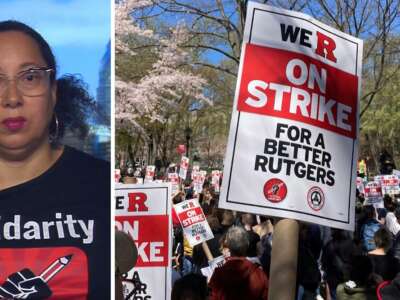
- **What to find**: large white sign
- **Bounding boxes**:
[174,199,214,247]
[219,3,363,230]
[115,183,172,300]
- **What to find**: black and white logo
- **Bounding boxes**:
[307,187,325,211]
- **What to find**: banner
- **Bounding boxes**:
[115,183,172,300]
[179,156,189,180]
[174,199,214,247]
[219,3,363,230]
[144,165,155,183]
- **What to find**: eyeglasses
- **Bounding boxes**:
[0,67,53,97]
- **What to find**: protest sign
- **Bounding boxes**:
[211,170,221,193]
[356,177,365,195]
[168,173,180,195]
[193,171,207,194]
[179,156,189,180]
[191,165,200,180]
[115,169,121,183]
[364,181,383,207]
[174,199,214,247]
[200,255,225,282]
[144,165,155,183]
[219,3,363,230]
[115,183,172,300]
[375,175,400,195]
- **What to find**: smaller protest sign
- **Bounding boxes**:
[144,165,155,183]
[356,177,365,195]
[211,171,221,193]
[200,255,225,282]
[380,175,400,195]
[191,165,200,180]
[364,181,383,208]
[179,156,189,180]
[115,169,121,183]
[174,199,214,246]
[168,173,180,195]
[193,171,207,194]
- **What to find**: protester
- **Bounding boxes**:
[200,188,215,216]
[321,229,362,299]
[208,226,269,300]
[192,215,223,269]
[297,224,322,300]
[241,213,261,257]
[368,228,400,281]
[391,208,400,261]
[0,21,110,299]
[384,196,400,236]
[360,205,382,252]
[336,255,377,300]
[172,273,208,300]
[220,209,235,235]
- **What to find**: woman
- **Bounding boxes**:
[368,228,400,281]
[0,21,110,299]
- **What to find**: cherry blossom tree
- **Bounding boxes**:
[115,0,211,165]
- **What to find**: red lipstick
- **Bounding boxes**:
[2,117,26,131]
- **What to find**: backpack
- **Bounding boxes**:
[361,220,381,252]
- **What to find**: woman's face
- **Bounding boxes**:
[0,31,56,158]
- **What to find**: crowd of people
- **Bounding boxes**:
[117,162,400,300]
[166,178,400,300]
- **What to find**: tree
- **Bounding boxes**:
[115,0,211,167]
[133,0,400,168]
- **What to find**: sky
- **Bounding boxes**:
[0,0,111,98]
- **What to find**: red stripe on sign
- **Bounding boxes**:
[237,44,358,139]
[115,215,169,267]
[178,207,205,228]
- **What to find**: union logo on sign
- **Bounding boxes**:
[307,187,325,211]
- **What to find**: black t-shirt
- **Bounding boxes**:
[0,146,110,299]
[368,253,400,281]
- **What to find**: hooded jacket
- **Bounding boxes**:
[208,257,268,300]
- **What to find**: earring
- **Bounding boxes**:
[49,113,59,144]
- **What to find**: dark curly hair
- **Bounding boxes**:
[0,20,94,145]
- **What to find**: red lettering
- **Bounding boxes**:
[315,32,337,63]
[128,192,148,212]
